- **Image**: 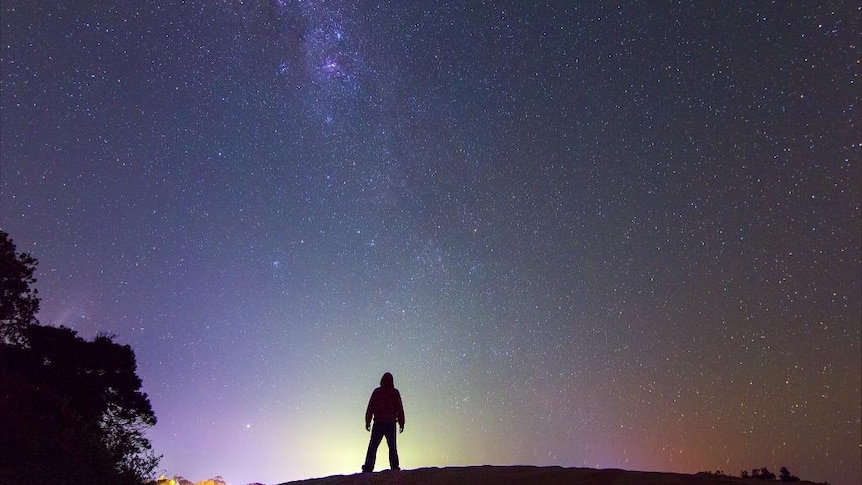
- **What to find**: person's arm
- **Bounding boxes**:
[396,390,405,432]
[365,390,376,431]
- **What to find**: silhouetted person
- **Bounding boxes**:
[362,372,405,472]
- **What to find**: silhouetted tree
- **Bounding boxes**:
[739,466,826,483]
[0,231,159,484]
[0,230,39,343]
[751,467,777,480]
[780,466,800,482]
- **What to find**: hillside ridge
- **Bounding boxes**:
[277,465,823,485]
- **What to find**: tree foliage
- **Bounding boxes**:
[752,468,778,480]
[738,466,818,483]
[0,231,159,484]
[779,466,801,482]
[0,230,39,343]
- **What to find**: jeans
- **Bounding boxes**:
[362,422,399,472]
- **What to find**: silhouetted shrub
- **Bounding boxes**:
[779,467,800,482]
[751,467,777,480]
[737,466,820,483]
[697,470,729,477]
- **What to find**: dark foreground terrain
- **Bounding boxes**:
[278,465,823,485]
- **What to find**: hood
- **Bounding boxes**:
[380,372,394,389]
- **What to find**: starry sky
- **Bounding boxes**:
[1,1,860,484]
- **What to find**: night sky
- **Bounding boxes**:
[1,2,859,484]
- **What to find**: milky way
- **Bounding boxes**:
[1,2,859,485]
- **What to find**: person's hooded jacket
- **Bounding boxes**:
[365,372,405,429]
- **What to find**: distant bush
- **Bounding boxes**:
[779,466,801,482]
[749,467,778,480]
[735,466,827,484]
[697,470,730,478]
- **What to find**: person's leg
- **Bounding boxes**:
[383,422,399,470]
[362,424,385,472]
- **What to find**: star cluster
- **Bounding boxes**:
[1,2,859,485]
